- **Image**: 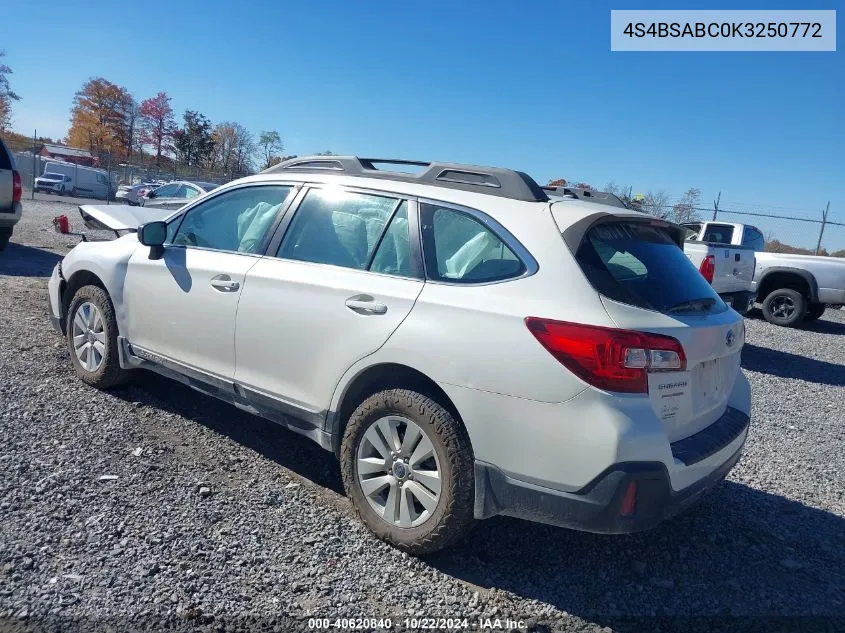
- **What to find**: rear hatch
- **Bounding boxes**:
[552,207,745,442]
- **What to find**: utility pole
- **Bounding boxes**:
[815,201,830,255]
[712,191,720,221]
[31,130,36,200]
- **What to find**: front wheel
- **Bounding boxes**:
[761,288,806,327]
[804,303,826,322]
[340,389,475,555]
[66,285,131,389]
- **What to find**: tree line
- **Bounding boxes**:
[548,176,701,224]
[64,77,287,176]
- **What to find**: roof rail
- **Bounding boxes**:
[262,155,550,202]
[542,186,628,209]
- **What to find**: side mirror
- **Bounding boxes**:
[138,221,167,247]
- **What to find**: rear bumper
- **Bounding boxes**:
[720,290,756,314]
[0,202,22,227]
[474,406,749,533]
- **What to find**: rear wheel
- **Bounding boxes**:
[0,227,11,251]
[66,285,131,389]
[804,303,826,322]
[761,288,806,327]
[340,389,475,555]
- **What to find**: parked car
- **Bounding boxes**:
[41,160,114,199]
[116,182,159,206]
[682,221,845,326]
[0,136,23,251]
[48,156,751,554]
[35,173,74,195]
[139,180,219,210]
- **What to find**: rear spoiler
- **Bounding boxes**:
[542,186,628,209]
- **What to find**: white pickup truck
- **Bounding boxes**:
[681,231,755,314]
[682,221,845,327]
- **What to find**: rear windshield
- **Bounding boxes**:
[575,221,726,314]
[0,143,11,170]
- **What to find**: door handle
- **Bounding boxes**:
[345,296,388,315]
[210,274,240,292]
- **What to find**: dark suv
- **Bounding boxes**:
[0,137,22,251]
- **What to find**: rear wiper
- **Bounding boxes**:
[666,298,717,313]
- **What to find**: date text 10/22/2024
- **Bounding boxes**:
[307,617,529,630]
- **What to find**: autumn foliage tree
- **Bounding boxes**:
[139,92,175,166]
[0,51,21,132]
[67,78,133,161]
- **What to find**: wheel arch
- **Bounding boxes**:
[756,267,819,303]
[60,269,108,329]
[328,362,464,457]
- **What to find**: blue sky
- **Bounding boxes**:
[2,0,843,249]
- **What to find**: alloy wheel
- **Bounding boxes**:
[770,296,795,319]
[71,301,106,372]
[356,416,442,528]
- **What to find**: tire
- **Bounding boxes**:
[340,389,475,555]
[804,303,826,322]
[0,227,11,251]
[66,285,131,389]
[59,186,65,196]
[761,288,806,327]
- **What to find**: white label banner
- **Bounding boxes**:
[611,10,836,52]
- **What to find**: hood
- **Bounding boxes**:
[79,204,173,232]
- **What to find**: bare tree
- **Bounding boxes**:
[642,190,671,218]
[670,188,702,223]
[258,130,283,169]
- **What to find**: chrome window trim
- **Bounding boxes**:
[417,197,539,286]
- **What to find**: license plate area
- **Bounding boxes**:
[694,358,723,412]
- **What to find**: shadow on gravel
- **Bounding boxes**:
[115,371,344,494]
[742,344,845,386]
[0,242,62,277]
[800,317,845,335]
[427,482,845,626]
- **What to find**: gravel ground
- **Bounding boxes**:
[1,200,844,633]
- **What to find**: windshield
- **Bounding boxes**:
[575,221,727,314]
[42,173,62,180]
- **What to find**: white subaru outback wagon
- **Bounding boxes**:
[48,156,751,554]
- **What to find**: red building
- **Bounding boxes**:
[38,143,96,167]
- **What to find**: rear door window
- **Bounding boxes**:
[420,203,525,283]
[575,222,725,314]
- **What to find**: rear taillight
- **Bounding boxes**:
[525,318,686,394]
[12,171,22,203]
[619,481,638,516]
[699,255,715,284]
